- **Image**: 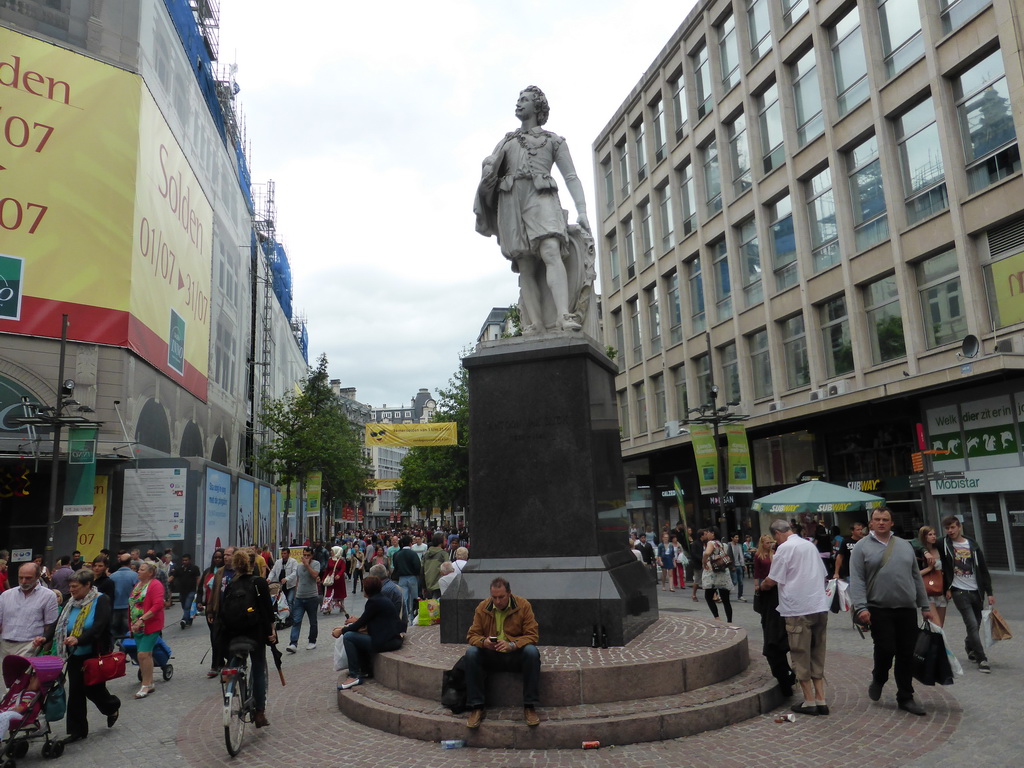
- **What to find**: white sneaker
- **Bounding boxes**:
[306,642,317,650]
[285,644,297,654]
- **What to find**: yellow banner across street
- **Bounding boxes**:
[365,423,458,447]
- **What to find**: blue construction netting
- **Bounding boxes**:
[236,142,253,215]
[162,0,227,144]
[270,243,294,321]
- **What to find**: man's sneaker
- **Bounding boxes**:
[285,644,297,654]
[306,642,317,651]
[967,650,978,662]
[179,620,186,630]
[978,660,991,673]
[868,681,883,701]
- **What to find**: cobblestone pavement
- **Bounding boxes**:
[9,575,1022,767]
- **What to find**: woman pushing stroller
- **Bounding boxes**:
[46,567,120,745]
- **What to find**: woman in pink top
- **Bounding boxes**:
[128,560,165,698]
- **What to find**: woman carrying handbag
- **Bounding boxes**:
[321,546,348,616]
[47,568,121,746]
[917,526,947,627]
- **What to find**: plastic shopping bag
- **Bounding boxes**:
[417,599,441,626]
[826,579,841,613]
[334,634,348,672]
[836,579,851,612]
[981,609,995,649]
[912,623,954,686]
[927,620,963,677]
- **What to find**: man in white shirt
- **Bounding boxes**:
[268,547,299,610]
[0,563,59,662]
[410,536,428,561]
[439,547,469,595]
[761,519,830,717]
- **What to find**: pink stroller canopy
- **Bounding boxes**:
[2,655,63,687]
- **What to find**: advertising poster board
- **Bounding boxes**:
[122,467,186,541]
[236,477,254,547]
[204,467,231,568]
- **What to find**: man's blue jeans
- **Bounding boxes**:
[731,565,744,599]
[179,591,196,623]
[289,596,319,646]
[464,644,540,708]
[951,588,987,662]
[398,575,418,622]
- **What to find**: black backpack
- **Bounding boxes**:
[441,657,468,714]
[221,576,261,631]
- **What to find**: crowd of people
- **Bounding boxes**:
[625,509,997,721]
[0,511,999,740]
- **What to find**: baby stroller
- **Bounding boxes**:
[0,654,66,764]
[120,637,174,681]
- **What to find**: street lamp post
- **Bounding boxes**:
[685,384,747,533]
[12,314,101,563]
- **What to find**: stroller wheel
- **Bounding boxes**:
[163,664,174,681]
[50,741,64,759]
[13,740,28,759]
[0,756,14,768]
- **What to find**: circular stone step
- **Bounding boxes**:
[374,616,750,706]
[336,616,784,748]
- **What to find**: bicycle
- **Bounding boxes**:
[221,638,259,756]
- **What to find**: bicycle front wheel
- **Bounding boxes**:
[223,677,246,756]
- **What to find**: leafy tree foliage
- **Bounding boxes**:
[258,354,371,521]
[397,367,469,515]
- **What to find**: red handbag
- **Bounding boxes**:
[82,651,127,686]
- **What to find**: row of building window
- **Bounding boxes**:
[602,49,1011,303]
[602,0,995,211]
[614,240,982,437]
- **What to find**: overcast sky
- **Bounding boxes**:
[218,0,697,409]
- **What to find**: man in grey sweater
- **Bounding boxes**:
[849,507,934,716]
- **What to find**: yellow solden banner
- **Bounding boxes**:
[372,478,400,489]
[305,471,322,518]
[990,250,1024,326]
[0,29,139,333]
[130,90,213,399]
[365,423,457,447]
[75,475,109,561]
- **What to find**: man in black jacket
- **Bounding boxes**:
[170,554,201,629]
[941,516,995,673]
[91,556,116,601]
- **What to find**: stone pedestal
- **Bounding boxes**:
[439,334,657,646]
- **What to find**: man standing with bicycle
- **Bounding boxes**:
[218,550,276,729]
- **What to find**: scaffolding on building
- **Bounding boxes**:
[189,0,220,61]
[250,181,278,474]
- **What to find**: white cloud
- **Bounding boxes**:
[219,0,696,407]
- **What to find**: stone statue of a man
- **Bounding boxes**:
[474,86,597,336]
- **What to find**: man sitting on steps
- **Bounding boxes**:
[462,577,541,729]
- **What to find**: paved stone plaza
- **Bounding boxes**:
[9,575,1021,767]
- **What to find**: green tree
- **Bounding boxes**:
[397,366,469,520]
[258,354,371,539]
